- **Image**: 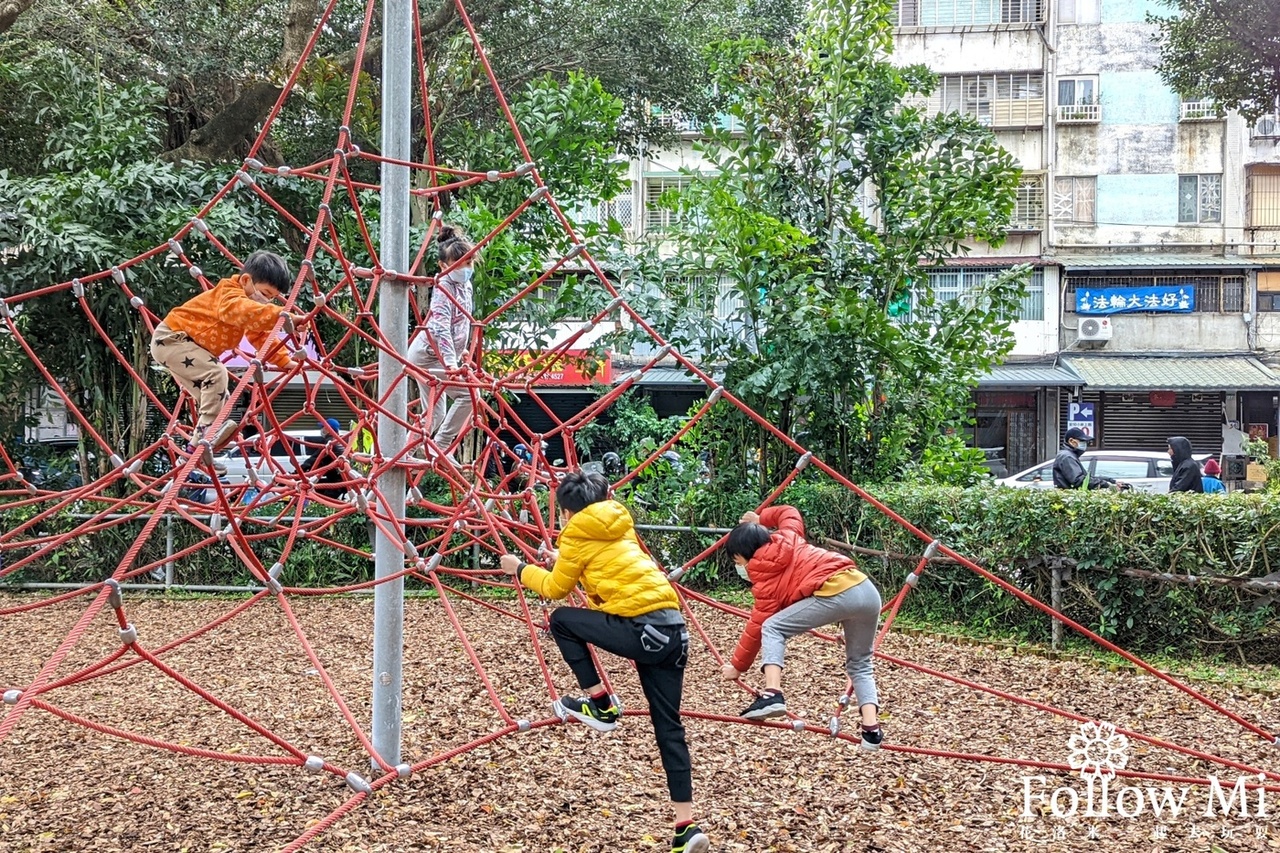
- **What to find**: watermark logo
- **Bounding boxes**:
[1022,720,1269,821]
[1066,721,1128,782]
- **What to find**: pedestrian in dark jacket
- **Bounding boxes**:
[1052,427,1119,490]
[1167,436,1203,493]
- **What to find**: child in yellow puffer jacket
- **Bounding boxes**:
[500,471,709,853]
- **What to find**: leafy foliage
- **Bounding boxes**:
[612,0,1027,486]
[1151,0,1280,121]
[0,53,282,471]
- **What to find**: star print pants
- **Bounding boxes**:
[150,323,230,429]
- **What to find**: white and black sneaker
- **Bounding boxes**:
[740,690,787,721]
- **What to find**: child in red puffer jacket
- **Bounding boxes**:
[722,505,884,749]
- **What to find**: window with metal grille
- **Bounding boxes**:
[1246,168,1280,228]
[890,0,1043,25]
[925,266,1045,321]
[1064,273,1244,313]
[1179,99,1219,121]
[1053,176,1096,224]
[931,74,1045,128]
[644,177,689,233]
[1012,175,1046,231]
[1178,174,1221,223]
[568,187,636,233]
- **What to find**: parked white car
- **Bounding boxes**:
[211,429,323,487]
[996,450,1208,494]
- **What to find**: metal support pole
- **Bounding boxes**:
[371,0,411,769]
[1050,562,1063,651]
[164,513,175,587]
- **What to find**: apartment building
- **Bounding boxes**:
[888,0,1280,471]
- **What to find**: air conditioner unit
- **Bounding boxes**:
[1078,316,1112,343]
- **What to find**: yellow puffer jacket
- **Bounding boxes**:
[520,500,679,617]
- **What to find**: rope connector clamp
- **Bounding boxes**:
[119,624,138,645]
[304,755,324,773]
[104,578,123,609]
[395,763,412,778]
[345,773,372,795]
[3,690,20,705]
[72,279,84,298]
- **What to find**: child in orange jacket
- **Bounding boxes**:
[150,251,306,452]
[722,505,884,749]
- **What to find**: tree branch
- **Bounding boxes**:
[161,0,458,163]
[0,0,36,37]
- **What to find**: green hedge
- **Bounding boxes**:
[5,483,1278,662]
[649,481,1280,662]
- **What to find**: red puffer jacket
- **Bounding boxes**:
[729,506,862,673]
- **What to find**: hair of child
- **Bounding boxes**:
[725,521,772,561]
[241,251,291,291]
[555,470,610,513]
[437,224,475,265]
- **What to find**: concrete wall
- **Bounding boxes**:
[1060,312,1249,351]
[895,31,1045,72]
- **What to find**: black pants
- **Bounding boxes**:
[548,606,692,802]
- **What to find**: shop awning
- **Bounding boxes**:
[1050,254,1259,270]
[977,361,1083,387]
[614,367,721,387]
[1061,355,1280,391]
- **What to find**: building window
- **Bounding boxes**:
[892,0,1043,25]
[1053,176,1096,224]
[1012,175,1046,231]
[1178,174,1222,224]
[1253,112,1280,139]
[925,266,1045,321]
[1058,0,1099,24]
[568,187,636,234]
[932,74,1045,127]
[1178,99,1219,121]
[1258,273,1280,312]
[644,177,689,233]
[1001,0,1042,22]
[1247,167,1280,228]
[1056,77,1099,122]
[1064,273,1244,313]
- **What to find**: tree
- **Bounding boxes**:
[612,0,1027,486]
[1151,0,1280,120]
[0,0,801,166]
[0,53,635,473]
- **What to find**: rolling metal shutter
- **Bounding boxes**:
[1063,391,1222,453]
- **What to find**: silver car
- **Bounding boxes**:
[996,450,1206,494]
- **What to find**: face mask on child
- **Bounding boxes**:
[736,564,750,583]
[456,266,473,283]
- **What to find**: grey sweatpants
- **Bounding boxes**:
[760,579,882,711]
[406,333,474,451]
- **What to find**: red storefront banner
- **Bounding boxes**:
[486,349,613,386]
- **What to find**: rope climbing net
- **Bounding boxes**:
[1,1,1277,848]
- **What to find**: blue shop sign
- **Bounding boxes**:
[1076,286,1194,314]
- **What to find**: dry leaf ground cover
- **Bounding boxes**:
[1,592,1277,853]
